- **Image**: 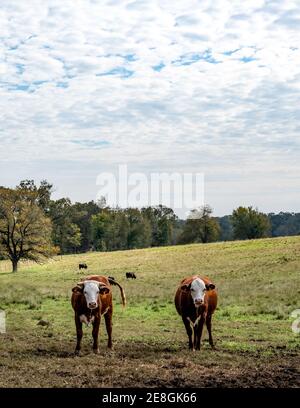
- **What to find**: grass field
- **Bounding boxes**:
[0,236,299,388]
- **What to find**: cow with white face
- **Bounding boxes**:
[175,275,217,351]
[71,275,126,354]
[81,280,106,309]
[188,278,212,307]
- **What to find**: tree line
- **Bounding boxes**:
[1,180,300,271]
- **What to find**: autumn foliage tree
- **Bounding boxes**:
[0,184,56,272]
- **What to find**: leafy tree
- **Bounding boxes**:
[92,207,156,251]
[142,205,177,246]
[268,212,300,237]
[126,208,152,249]
[0,186,56,272]
[48,198,81,254]
[91,210,111,251]
[106,209,129,251]
[178,205,220,244]
[217,215,234,241]
[91,209,128,251]
[231,206,271,240]
[17,179,53,214]
[70,201,100,252]
[172,219,186,244]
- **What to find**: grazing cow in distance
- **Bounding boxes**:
[126,272,136,279]
[79,263,88,270]
[175,275,217,351]
[71,275,126,354]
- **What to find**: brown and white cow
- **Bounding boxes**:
[175,275,217,351]
[71,275,126,354]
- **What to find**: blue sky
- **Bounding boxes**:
[0,0,300,217]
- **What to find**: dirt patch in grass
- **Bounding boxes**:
[0,337,299,388]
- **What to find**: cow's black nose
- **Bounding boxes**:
[89,302,97,309]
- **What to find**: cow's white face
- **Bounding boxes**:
[83,281,100,309]
[189,278,207,307]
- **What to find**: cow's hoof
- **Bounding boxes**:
[93,348,99,354]
[74,350,81,356]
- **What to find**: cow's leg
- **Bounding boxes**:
[75,315,83,354]
[195,316,205,350]
[182,317,193,350]
[104,309,113,349]
[206,314,215,349]
[92,317,100,354]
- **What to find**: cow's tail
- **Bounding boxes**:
[108,278,126,308]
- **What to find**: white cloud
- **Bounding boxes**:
[0,0,300,215]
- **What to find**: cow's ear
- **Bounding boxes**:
[205,283,215,291]
[72,285,83,293]
[181,283,191,292]
[99,284,110,294]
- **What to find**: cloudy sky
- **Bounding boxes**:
[1,0,300,217]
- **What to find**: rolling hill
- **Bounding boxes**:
[0,236,299,387]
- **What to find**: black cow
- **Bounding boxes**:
[79,263,88,270]
[126,272,136,279]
